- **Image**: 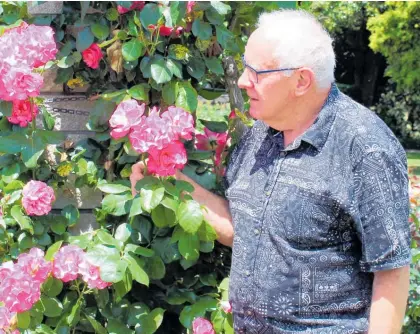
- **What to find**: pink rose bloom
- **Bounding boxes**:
[17,248,52,283]
[129,107,174,153]
[109,100,145,139]
[220,300,232,313]
[117,1,145,14]
[0,268,42,313]
[187,1,196,13]
[0,262,13,282]
[52,245,84,282]
[82,43,103,69]
[7,100,38,127]
[195,128,228,166]
[0,306,15,331]
[78,259,111,290]
[161,106,195,140]
[22,181,55,216]
[192,317,215,334]
[148,25,183,38]
[147,141,187,177]
[0,63,43,101]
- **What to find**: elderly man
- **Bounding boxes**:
[131,10,411,334]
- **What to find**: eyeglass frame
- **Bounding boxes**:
[241,55,301,84]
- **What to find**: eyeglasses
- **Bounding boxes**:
[241,55,300,84]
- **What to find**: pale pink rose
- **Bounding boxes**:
[0,268,42,313]
[129,107,174,153]
[220,300,232,313]
[161,106,195,140]
[147,141,187,176]
[17,248,52,283]
[52,245,84,282]
[82,43,103,69]
[0,306,15,330]
[192,317,215,334]
[187,1,196,13]
[109,100,145,139]
[22,181,55,216]
[0,64,43,101]
[195,128,228,166]
[78,259,111,290]
[7,100,38,127]
[0,262,13,282]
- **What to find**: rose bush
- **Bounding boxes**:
[0,1,293,333]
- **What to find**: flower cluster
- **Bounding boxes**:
[117,1,145,14]
[52,245,111,289]
[0,245,111,332]
[22,180,55,216]
[196,128,229,167]
[109,100,194,176]
[192,317,216,334]
[0,22,57,127]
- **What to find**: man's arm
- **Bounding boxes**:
[368,265,410,334]
[130,162,234,247]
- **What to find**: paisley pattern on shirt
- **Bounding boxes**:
[225,84,411,333]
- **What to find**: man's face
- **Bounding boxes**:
[238,29,296,129]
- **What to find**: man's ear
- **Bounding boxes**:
[294,68,315,96]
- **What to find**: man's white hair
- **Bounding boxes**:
[257,10,336,89]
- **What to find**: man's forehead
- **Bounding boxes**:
[244,29,277,68]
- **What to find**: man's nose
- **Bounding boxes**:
[237,71,253,90]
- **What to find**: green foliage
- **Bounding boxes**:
[367,2,420,92]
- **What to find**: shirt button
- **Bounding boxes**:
[254,229,260,235]
[245,270,250,277]
[246,310,253,315]
[265,191,270,196]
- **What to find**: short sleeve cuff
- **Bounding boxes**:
[359,254,412,272]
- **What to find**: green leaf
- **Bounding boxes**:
[187,57,206,80]
[21,135,45,168]
[151,204,176,228]
[76,27,95,52]
[50,216,67,235]
[211,1,231,15]
[0,132,27,154]
[68,234,91,249]
[97,182,131,194]
[127,302,149,327]
[17,311,31,329]
[113,271,132,303]
[125,243,155,257]
[87,99,117,132]
[151,237,181,264]
[96,230,123,249]
[141,308,165,333]
[139,3,162,29]
[67,298,82,326]
[150,58,173,84]
[0,101,12,117]
[145,255,166,280]
[177,200,203,233]
[166,58,183,79]
[175,81,198,112]
[115,223,133,243]
[168,44,189,60]
[85,313,107,334]
[55,67,74,84]
[140,186,165,212]
[129,196,143,217]
[57,55,75,69]
[107,318,134,334]
[199,241,214,253]
[42,277,64,297]
[216,25,234,50]
[41,296,63,318]
[192,19,212,40]
[197,220,218,241]
[178,231,200,261]
[62,205,80,226]
[205,7,224,25]
[140,56,152,78]
[80,1,90,22]
[102,193,132,216]
[128,84,149,102]
[124,253,149,286]
[1,163,20,183]
[40,105,55,131]
[200,119,228,133]
[86,244,120,267]
[45,240,63,261]
[122,39,145,61]
[204,57,224,75]
[11,205,33,234]
[175,180,195,194]
[91,23,110,40]
[100,258,128,283]
[162,81,177,105]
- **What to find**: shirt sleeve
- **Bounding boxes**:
[353,150,412,272]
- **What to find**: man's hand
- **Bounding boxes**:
[130,162,145,196]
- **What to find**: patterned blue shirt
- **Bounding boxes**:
[225,84,411,333]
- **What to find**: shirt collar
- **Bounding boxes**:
[265,83,340,152]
